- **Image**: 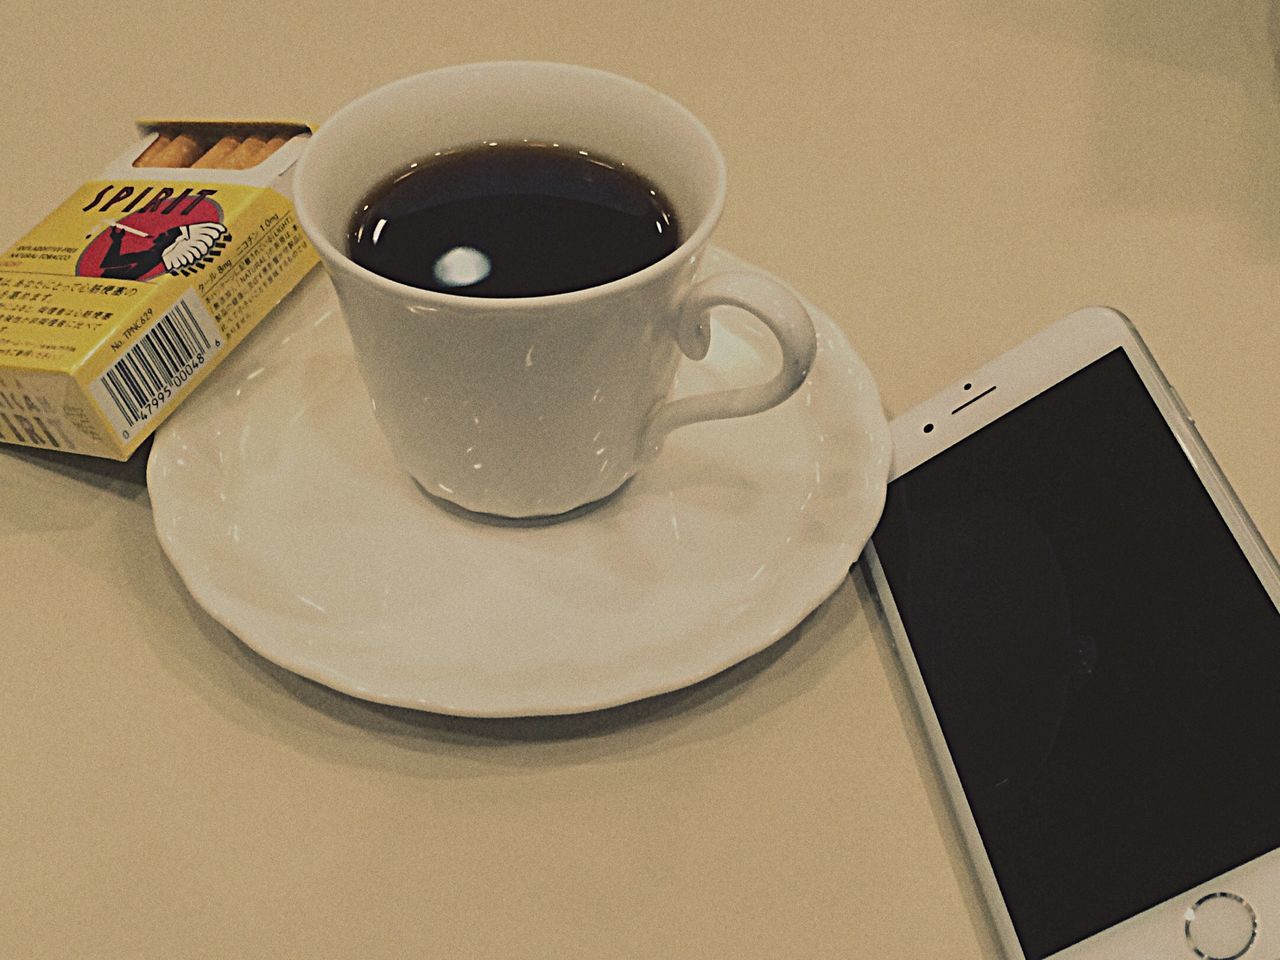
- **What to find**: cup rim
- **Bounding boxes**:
[293,61,728,311]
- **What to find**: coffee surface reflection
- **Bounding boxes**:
[348,141,680,298]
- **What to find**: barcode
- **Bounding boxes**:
[89,292,223,440]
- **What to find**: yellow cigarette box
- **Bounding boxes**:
[0,122,318,459]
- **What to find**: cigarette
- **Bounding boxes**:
[109,221,150,238]
[133,127,296,171]
[133,133,173,167]
[262,134,290,156]
[225,135,269,169]
[151,132,204,168]
[192,135,242,168]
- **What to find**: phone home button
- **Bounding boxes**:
[1184,892,1257,959]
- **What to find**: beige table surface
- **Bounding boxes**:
[4,1,1280,957]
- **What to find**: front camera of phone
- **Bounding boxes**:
[923,423,934,434]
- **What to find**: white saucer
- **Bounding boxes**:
[148,248,891,716]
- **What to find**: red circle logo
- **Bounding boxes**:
[77,195,228,281]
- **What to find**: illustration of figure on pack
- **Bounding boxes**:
[96,221,229,281]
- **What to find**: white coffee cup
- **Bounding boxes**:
[293,61,816,518]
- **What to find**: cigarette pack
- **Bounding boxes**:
[0,121,319,459]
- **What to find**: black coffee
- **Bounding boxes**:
[347,142,680,297]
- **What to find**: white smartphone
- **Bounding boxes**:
[862,307,1280,960]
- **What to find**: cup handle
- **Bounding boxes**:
[640,269,818,460]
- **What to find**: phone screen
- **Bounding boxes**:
[871,349,1280,959]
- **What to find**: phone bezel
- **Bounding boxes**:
[863,306,1280,959]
